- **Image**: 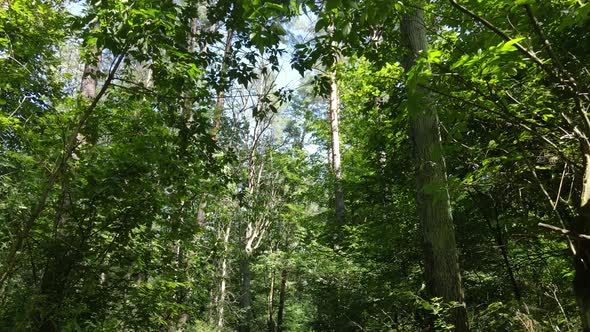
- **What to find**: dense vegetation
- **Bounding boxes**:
[2,0,590,331]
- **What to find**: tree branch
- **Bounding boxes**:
[539,223,590,241]
[0,53,125,291]
[448,0,548,71]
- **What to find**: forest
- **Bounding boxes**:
[2,0,590,331]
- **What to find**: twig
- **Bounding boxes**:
[553,163,568,210]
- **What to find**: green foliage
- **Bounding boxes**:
[1,0,589,330]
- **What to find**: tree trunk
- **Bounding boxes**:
[400,5,469,331]
[574,141,590,331]
[238,254,253,332]
[80,37,100,99]
[478,193,522,301]
[217,222,231,328]
[267,269,276,332]
[212,29,234,138]
[495,222,521,301]
[276,269,287,332]
[329,71,345,226]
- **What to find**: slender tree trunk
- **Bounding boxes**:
[400,4,469,331]
[212,29,234,137]
[489,216,522,302]
[80,38,100,99]
[329,71,345,226]
[202,28,233,326]
[208,288,218,325]
[238,254,253,332]
[495,223,521,301]
[178,17,199,153]
[167,16,206,330]
[200,31,234,320]
[217,222,231,328]
[574,141,590,331]
[276,269,287,332]
[268,269,276,332]
[478,194,522,301]
[36,180,80,331]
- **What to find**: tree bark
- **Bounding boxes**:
[268,269,276,332]
[212,29,234,138]
[238,254,253,332]
[329,71,345,226]
[276,269,287,332]
[216,222,231,328]
[80,39,100,99]
[574,143,590,331]
[400,4,469,331]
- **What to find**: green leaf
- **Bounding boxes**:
[342,22,351,36]
[86,36,98,45]
[498,37,524,53]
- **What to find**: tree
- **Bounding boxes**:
[400,2,468,331]
[441,1,590,328]
[329,69,345,228]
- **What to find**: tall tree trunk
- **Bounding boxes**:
[494,223,521,302]
[267,269,276,332]
[201,28,233,326]
[400,4,469,331]
[201,30,233,322]
[80,36,100,99]
[238,254,253,332]
[276,269,287,332]
[168,16,205,330]
[212,29,234,138]
[329,71,345,227]
[216,222,231,328]
[574,140,590,331]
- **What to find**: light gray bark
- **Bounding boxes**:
[212,29,234,137]
[216,222,231,328]
[329,71,345,226]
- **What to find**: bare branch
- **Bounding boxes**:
[539,223,590,241]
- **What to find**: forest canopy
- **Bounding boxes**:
[1,0,590,331]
